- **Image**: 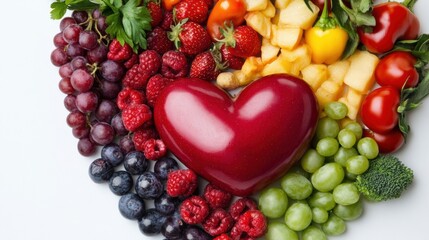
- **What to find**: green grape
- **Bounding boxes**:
[308,192,336,211]
[302,225,328,240]
[301,149,325,173]
[322,214,346,236]
[316,117,340,139]
[333,147,358,167]
[324,101,348,120]
[281,173,313,200]
[333,183,360,205]
[344,122,363,140]
[284,202,313,231]
[333,199,363,221]
[259,188,288,219]
[357,137,379,159]
[345,171,357,181]
[346,155,369,175]
[312,207,329,224]
[337,129,356,148]
[311,162,344,192]
[266,222,298,240]
[316,137,339,157]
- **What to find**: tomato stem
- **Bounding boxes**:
[402,0,418,11]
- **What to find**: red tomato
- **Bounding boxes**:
[360,86,400,133]
[363,128,405,153]
[206,0,247,40]
[375,51,419,90]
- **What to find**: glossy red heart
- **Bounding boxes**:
[154,74,319,196]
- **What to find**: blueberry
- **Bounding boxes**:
[101,143,124,167]
[155,192,180,215]
[154,156,179,180]
[135,172,163,199]
[124,151,148,175]
[184,226,211,240]
[161,215,186,240]
[109,171,133,195]
[89,158,114,183]
[118,193,145,220]
[138,208,168,235]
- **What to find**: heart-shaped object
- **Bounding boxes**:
[154,74,319,196]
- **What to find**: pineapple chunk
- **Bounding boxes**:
[261,0,276,18]
[245,12,272,39]
[301,64,328,91]
[345,88,364,108]
[241,57,264,76]
[316,80,343,107]
[328,60,350,85]
[343,50,379,93]
[270,24,279,46]
[243,0,268,11]
[272,9,281,25]
[276,26,303,50]
[316,88,336,108]
[338,97,359,120]
[261,38,280,64]
[281,44,311,75]
[279,0,319,29]
[275,0,291,9]
[261,55,292,76]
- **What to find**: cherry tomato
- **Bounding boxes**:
[375,51,419,90]
[162,0,180,11]
[363,128,404,153]
[206,0,247,40]
[360,86,400,134]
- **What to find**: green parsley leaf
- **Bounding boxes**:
[50,1,67,20]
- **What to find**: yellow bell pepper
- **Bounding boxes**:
[305,1,348,64]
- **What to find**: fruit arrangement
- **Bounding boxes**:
[49,0,429,239]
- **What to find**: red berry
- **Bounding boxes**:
[122,64,150,90]
[203,183,232,209]
[147,1,163,27]
[214,234,232,240]
[230,225,254,240]
[175,0,209,24]
[229,198,258,221]
[116,87,146,110]
[146,74,174,107]
[161,11,174,31]
[167,169,198,197]
[147,27,175,55]
[234,210,267,238]
[138,50,162,77]
[221,45,244,70]
[221,25,261,59]
[180,195,210,224]
[121,103,152,132]
[169,20,212,56]
[107,39,133,62]
[132,127,158,151]
[202,208,234,236]
[190,50,224,81]
[124,53,138,69]
[143,138,167,160]
[161,50,189,78]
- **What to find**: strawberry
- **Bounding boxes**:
[175,0,209,24]
[189,48,225,81]
[146,74,174,107]
[122,103,152,132]
[220,25,261,58]
[147,1,163,27]
[169,19,212,56]
[220,45,244,70]
[147,27,174,55]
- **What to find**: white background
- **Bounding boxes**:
[0,0,428,240]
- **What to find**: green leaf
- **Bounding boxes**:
[339,0,375,26]
[50,1,67,19]
[332,0,360,59]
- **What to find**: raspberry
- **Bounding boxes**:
[147,27,175,55]
[167,169,198,198]
[143,138,167,160]
[230,225,254,240]
[138,50,161,77]
[234,210,267,238]
[124,53,138,69]
[180,195,210,224]
[132,127,158,151]
[121,103,152,132]
[122,64,150,90]
[203,183,232,209]
[107,39,133,62]
[116,88,146,110]
[202,208,234,236]
[147,1,163,27]
[214,234,232,240]
[229,198,258,221]
[146,74,174,107]
[161,50,189,78]
[161,11,174,31]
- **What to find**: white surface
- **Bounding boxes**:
[0,1,428,240]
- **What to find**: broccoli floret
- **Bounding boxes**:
[354,155,413,202]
